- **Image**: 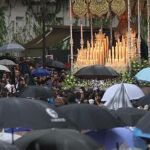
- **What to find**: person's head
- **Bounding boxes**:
[88,99,95,104]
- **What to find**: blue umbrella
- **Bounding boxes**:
[135,67,150,82]
[31,68,50,77]
[85,127,147,150]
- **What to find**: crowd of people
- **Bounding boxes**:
[0,56,106,107]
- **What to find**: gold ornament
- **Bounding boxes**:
[89,0,109,17]
[111,0,126,16]
[72,0,88,18]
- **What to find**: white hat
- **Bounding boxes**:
[88,99,94,104]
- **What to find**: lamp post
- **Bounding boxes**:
[30,0,56,67]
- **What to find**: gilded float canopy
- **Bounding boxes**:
[111,0,126,16]
[89,0,109,17]
[72,0,88,18]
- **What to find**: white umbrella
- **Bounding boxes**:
[0,59,16,66]
[101,83,144,102]
[0,132,21,144]
[0,43,25,52]
[0,65,10,72]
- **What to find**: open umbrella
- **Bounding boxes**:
[132,94,150,107]
[135,67,150,82]
[31,68,50,77]
[58,104,124,130]
[134,111,150,138]
[85,128,147,150]
[104,83,133,110]
[74,65,119,80]
[0,97,69,129]
[46,60,65,69]
[17,85,55,101]
[0,132,21,144]
[0,59,16,66]
[0,64,10,72]
[0,43,25,52]
[101,83,144,102]
[15,129,99,150]
[111,107,147,126]
[0,140,19,150]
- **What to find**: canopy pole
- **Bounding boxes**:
[69,0,74,74]
[128,0,131,72]
[80,19,84,49]
[137,0,141,60]
[147,0,150,63]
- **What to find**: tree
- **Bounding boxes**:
[0,7,7,45]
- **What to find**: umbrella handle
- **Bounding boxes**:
[116,142,120,150]
[11,128,14,145]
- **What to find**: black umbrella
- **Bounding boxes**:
[74,65,119,80]
[0,97,71,129]
[15,129,99,150]
[111,107,147,126]
[17,86,55,101]
[136,111,150,134]
[46,60,65,69]
[132,94,150,107]
[58,104,124,130]
[0,140,19,150]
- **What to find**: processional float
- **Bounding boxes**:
[69,0,150,72]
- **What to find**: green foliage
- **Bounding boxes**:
[33,23,43,36]
[62,74,89,90]
[0,7,7,45]
[121,59,149,84]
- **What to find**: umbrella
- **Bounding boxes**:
[0,97,69,129]
[58,104,124,130]
[135,67,150,82]
[0,140,19,150]
[74,65,119,80]
[17,85,55,101]
[0,59,16,66]
[31,68,50,77]
[134,111,150,138]
[0,64,10,72]
[104,83,133,110]
[15,128,99,150]
[132,94,150,107]
[46,60,65,69]
[0,43,25,52]
[101,83,144,102]
[111,107,147,126]
[0,132,21,144]
[85,128,147,150]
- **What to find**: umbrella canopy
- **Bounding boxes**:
[135,67,150,82]
[0,43,25,52]
[111,107,147,126]
[0,59,16,66]
[17,86,54,101]
[85,128,147,150]
[15,129,99,150]
[104,83,133,110]
[0,140,19,150]
[0,97,69,129]
[101,83,144,102]
[132,94,150,107]
[58,104,124,130]
[31,68,50,77]
[46,60,65,69]
[74,65,119,80]
[0,64,10,72]
[0,132,21,144]
[134,111,150,137]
